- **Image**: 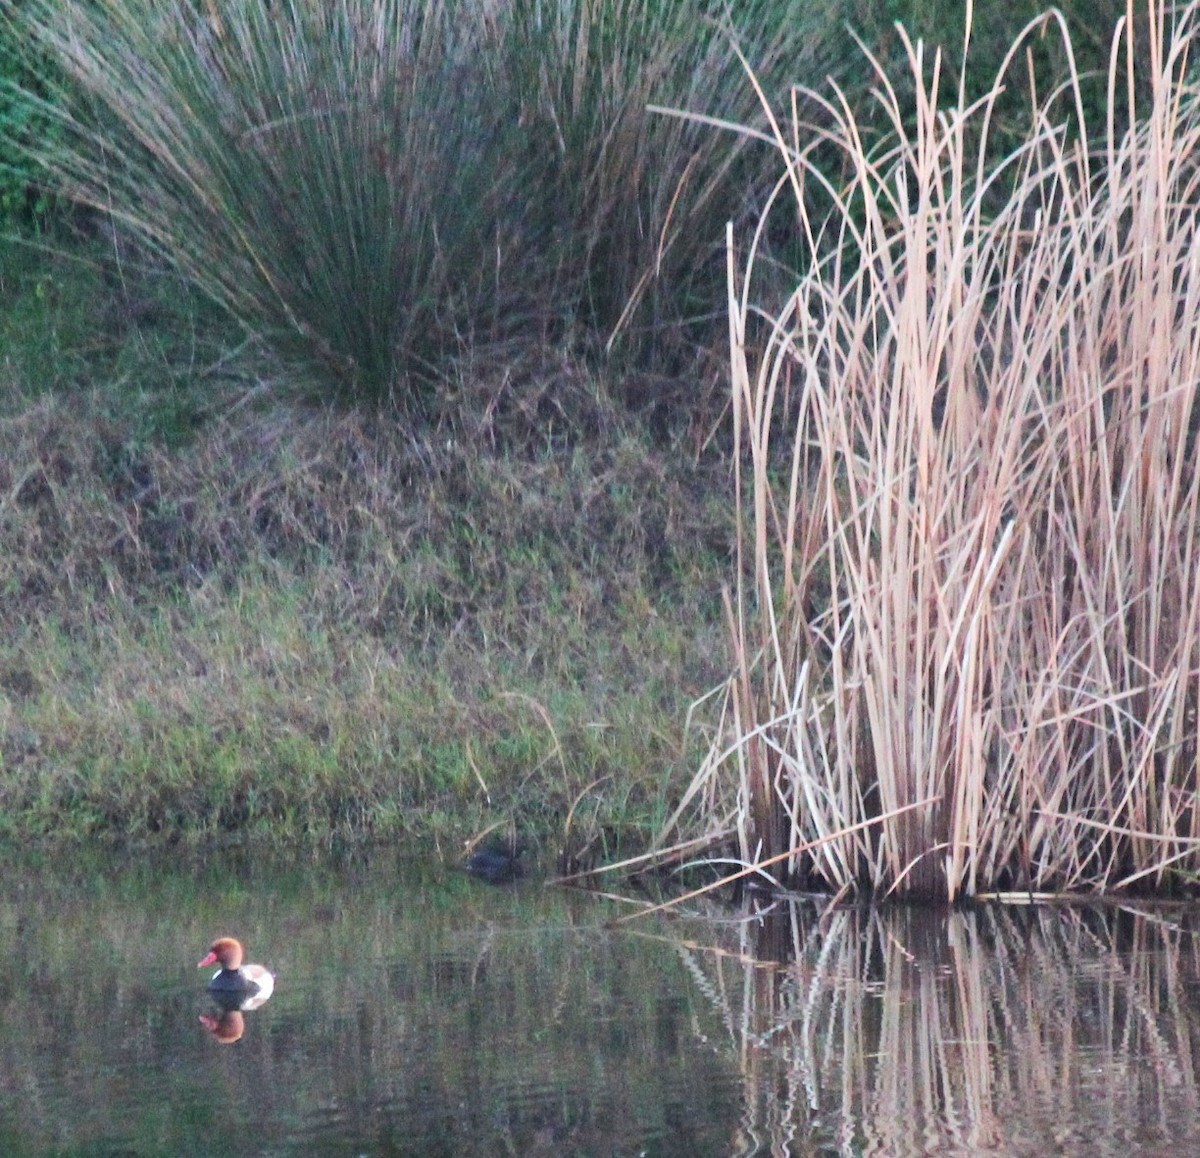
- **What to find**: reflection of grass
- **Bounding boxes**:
[0,845,741,1156]
[677,900,1200,1151]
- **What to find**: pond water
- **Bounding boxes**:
[1,844,1199,1156]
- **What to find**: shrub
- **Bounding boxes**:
[499,0,819,363]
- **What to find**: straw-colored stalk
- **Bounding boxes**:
[675,0,1200,899]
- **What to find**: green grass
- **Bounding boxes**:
[0,577,716,847]
[4,0,822,401]
[0,240,731,849]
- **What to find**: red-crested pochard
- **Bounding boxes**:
[198,937,275,1008]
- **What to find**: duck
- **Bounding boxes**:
[465,840,527,884]
[198,937,275,1008]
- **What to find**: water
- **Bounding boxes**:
[1,845,1199,1156]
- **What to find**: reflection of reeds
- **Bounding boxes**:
[672,1,1200,899]
[674,902,1200,1153]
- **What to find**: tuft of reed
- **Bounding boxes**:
[668,0,1200,899]
[6,0,532,404]
[499,0,815,360]
[3,0,825,398]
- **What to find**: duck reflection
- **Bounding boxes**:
[197,973,272,1043]
[198,1007,248,1044]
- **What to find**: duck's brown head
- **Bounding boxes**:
[198,937,244,970]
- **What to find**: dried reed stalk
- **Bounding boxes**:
[675,0,1200,899]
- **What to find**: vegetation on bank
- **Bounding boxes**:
[4,0,1198,902]
[0,237,732,852]
[1,0,1132,400]
[664,1,1200,900]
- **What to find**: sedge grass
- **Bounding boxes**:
[667,0,1200,899]
[499,0,823,360]
[3,0,825,399]
[6,0,528,403]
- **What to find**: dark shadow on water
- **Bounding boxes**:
[0,844,1198,1155]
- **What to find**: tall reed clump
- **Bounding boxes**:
[4,0,531,404]
[2,0,820,400]
[667,0,1200,900]
[499,0,812,361]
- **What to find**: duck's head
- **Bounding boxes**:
[198,936,244,971]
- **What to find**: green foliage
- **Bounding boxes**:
[4,0,832,408]
[0,235,93,388]
[0,0,62,224]
[0,231,240,447]
[500,0,817,358]
[835,1,1138,151]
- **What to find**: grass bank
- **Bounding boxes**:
[5,0,1192,902]
[0,237,733,856]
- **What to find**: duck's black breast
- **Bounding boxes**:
[208,967,260,995]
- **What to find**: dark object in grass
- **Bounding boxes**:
[466,841,526,885]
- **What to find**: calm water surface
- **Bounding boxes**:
[1,844,1199,1156]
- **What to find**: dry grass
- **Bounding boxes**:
[665,0,1200,898]
[0,366,731,844]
